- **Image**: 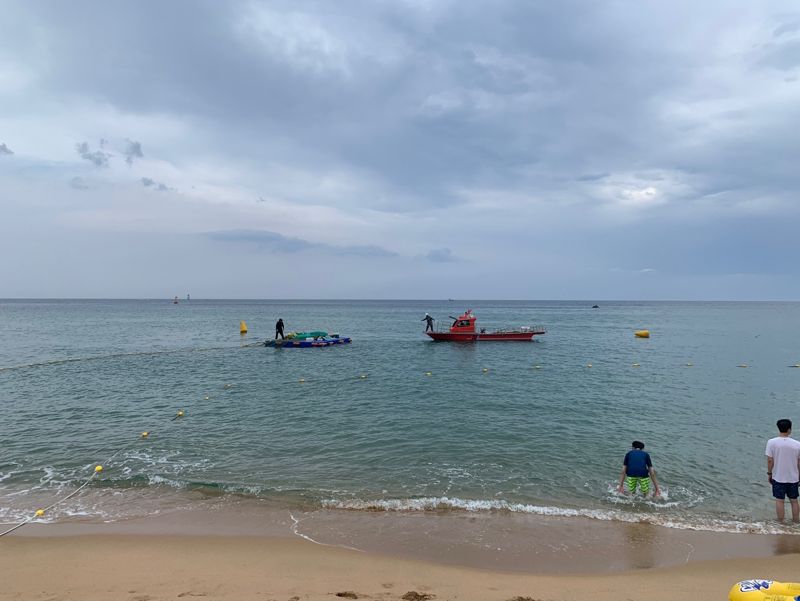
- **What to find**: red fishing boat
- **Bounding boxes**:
[426,310,545,342]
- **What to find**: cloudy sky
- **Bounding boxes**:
[1,1,799,299]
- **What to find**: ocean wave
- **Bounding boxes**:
[320,496,799,536]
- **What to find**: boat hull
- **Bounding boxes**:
[426,331,542,342]
[265,337,351,348]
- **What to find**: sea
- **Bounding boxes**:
[1,299,799,550]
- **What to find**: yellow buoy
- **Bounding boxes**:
[482,368,489,373]
[634,330,650,338]
[425,371,432,376]
[299,378,305,383]
[141,431,149,438]
[94,465,103,473]
[239,320,248,334]
[177,410,184,417]
[738,364,748,368]
[35,509,45,517]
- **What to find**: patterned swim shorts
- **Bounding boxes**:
[625,476,651,495]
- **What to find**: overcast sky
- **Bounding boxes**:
[2,1,799,299]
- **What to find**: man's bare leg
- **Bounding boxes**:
[776,499,785,521]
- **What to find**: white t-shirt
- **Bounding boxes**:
[765,436,800,483]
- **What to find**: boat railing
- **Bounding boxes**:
[425,320,546,334]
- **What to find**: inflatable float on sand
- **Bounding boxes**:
[730,580,800,601]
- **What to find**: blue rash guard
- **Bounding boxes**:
[623,449,652,478]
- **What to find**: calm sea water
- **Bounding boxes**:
[1,299,799,534]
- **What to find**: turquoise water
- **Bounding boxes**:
[1,300,799,533]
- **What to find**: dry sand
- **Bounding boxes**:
[2,534,798,601]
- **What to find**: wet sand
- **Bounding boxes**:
[6,501,800,575]
[2,532,799,601]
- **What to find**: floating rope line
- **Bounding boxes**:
[0,345,242,374]
[0,465,103,537]
[0,401,194,538]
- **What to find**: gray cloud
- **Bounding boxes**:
[76,141,111,167]
[141,177,171,192]
[2,2,800,298]
[774,21,800,37]
[0,143,13,155]
[69,176,88,190]
[425,248,459,263]
[124,139,143,165]
[576,173,610,182]
[206,229,397,258]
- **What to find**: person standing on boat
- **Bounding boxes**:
[766,418,800,522]
[275,318,285,340]
[422,313,434,332]
[617,440,660,497]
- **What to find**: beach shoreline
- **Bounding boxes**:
[2,530,799,601]
[5,502,800,575]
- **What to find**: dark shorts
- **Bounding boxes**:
[771,480,799,500]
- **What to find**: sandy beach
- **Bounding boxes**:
[2,531,798,601]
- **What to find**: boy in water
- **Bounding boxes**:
[617,440,660,497]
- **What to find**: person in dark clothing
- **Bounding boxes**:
[275,318,285,340]
[422,313,434,332]
[617,440,660,497]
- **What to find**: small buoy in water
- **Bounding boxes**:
[738,364,748,368]
[586,363,593,368]
[299,378,305,383]
[141,431,149,438]
[35,509,44,517]
[359,374,367,379]
[425,371,432,376]
[239,320,248,335]
[224,383,232,389]
[94,465,103,473]
[204,395,210,400]
[686,363,693,367]
[791,364,800,368]
[482,368,489,373]
[632,363,640,367]
[177,410,184,417]
[634,330,650,338]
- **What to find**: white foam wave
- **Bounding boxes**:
[320,496,799,535]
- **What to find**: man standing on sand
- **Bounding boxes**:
[617,440,660,497]
[766,418,800,522]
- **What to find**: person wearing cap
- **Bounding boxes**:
[421,313,434,332]
[617,440,660,497]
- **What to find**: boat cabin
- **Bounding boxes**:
[450,310,477,333]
